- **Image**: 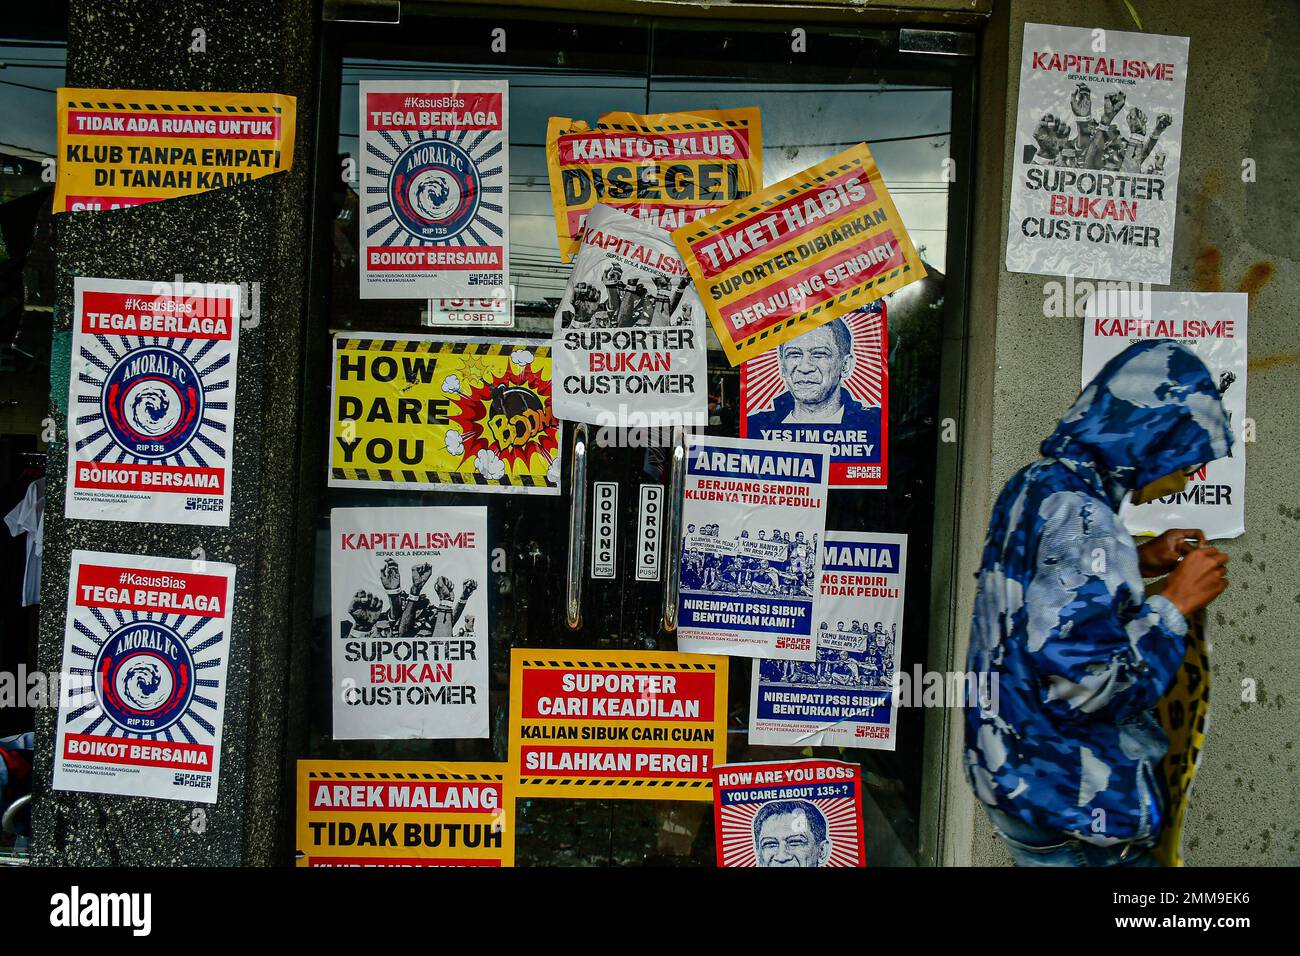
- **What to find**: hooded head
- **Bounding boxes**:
[1041,339,1233,508]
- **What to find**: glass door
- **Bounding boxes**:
[304,3,972,866]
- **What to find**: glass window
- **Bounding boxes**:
[305,6,972,866]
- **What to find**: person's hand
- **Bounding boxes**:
[410,562,432,594]
[434,575,455,603]
[1071,83,1092,117]
[1162,547,1229,617]
[460,578,479,601]
[348,590,385,631]
[379,558,401,592]
[1138,528,1205,577]
[1154,112,1173,134]
[1127,106,1148,136]
[1101,91,1126,123]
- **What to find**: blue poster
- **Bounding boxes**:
[749,531,908,750]
[677,435,829,661]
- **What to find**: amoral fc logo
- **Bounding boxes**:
[101,345,204,459]
[94,621,196,734]
[389,139,482,241]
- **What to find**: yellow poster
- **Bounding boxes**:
[509,648,728,801]
[546,107,763,261]
[1154,610,1211,867]
[296,760,514,867]
[329,333,561,494]
[672,142,926,366]
[54,88,296,213]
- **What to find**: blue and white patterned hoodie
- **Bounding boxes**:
[964,339,1233,845]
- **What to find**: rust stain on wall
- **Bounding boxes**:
[1237,261,1276,302]
[1193,246,1222,292]
[1248,350,1300,373]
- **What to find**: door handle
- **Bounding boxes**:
[661,426,686,632]
[566,423,589,630]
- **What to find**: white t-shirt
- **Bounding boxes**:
[4,477,44,607]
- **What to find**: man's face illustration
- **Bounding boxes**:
[779,324,849,406]
[755,808,827,867]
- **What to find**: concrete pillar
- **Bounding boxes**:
[32,0,316,865]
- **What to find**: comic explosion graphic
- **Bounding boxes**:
[445,356,558,480]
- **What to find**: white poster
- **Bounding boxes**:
[749,531,907,750]
[53,550,235,803]
[359,80,509,299]
[66,276,241,526]
[331,506,488,739]
[1006,23,1189,284]
[677,435,829,661]
[1083,291,1247,539]
[552,204,707,428]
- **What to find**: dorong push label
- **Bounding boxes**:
[673,142,925,366]
[297,760,514,867]
[509,649,728,801]
[678,435,830,661]
[360,80,509,299]
[53,550,235,803]
[1006,24,1189,284]
[66,276,241,526]
[331,506,489,740]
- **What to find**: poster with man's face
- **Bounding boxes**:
[741,303,888,488]
[713,759,865,867]
[331,506,488,739]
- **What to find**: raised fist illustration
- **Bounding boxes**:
[1218,370,1237,394]
[379,558,401,592]
[349,590,385,631]
[433,575,455,603]
[1154,112,1173,134]
[1070,83,1092,117]
[410,561,432,594]
[1033,114,1071,158]
[460,578,479,601]
[1101,91,1126,124]
[1127,106,1148,137]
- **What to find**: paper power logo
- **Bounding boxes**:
[388,139,482,242]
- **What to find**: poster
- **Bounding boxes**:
[509,649,728,801]
[359,80,508,299]
[329,333,560,494]
[1083,291,1246,539]
[1005,23,1189,284]
[296,760,514,867]
[424,291,514,329]
[678,435,830,661]
[552,204,708,428]
[750,531,908,750]
[52,550,235,804]
[330,506,488,740]
[742,301,888,488]
[55,87,295,213]
[66,276,241,527]
[546,107,763,261]
[673,142,925,366]
[713,759,865,867]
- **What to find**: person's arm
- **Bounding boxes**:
[1026,492,1189,722]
